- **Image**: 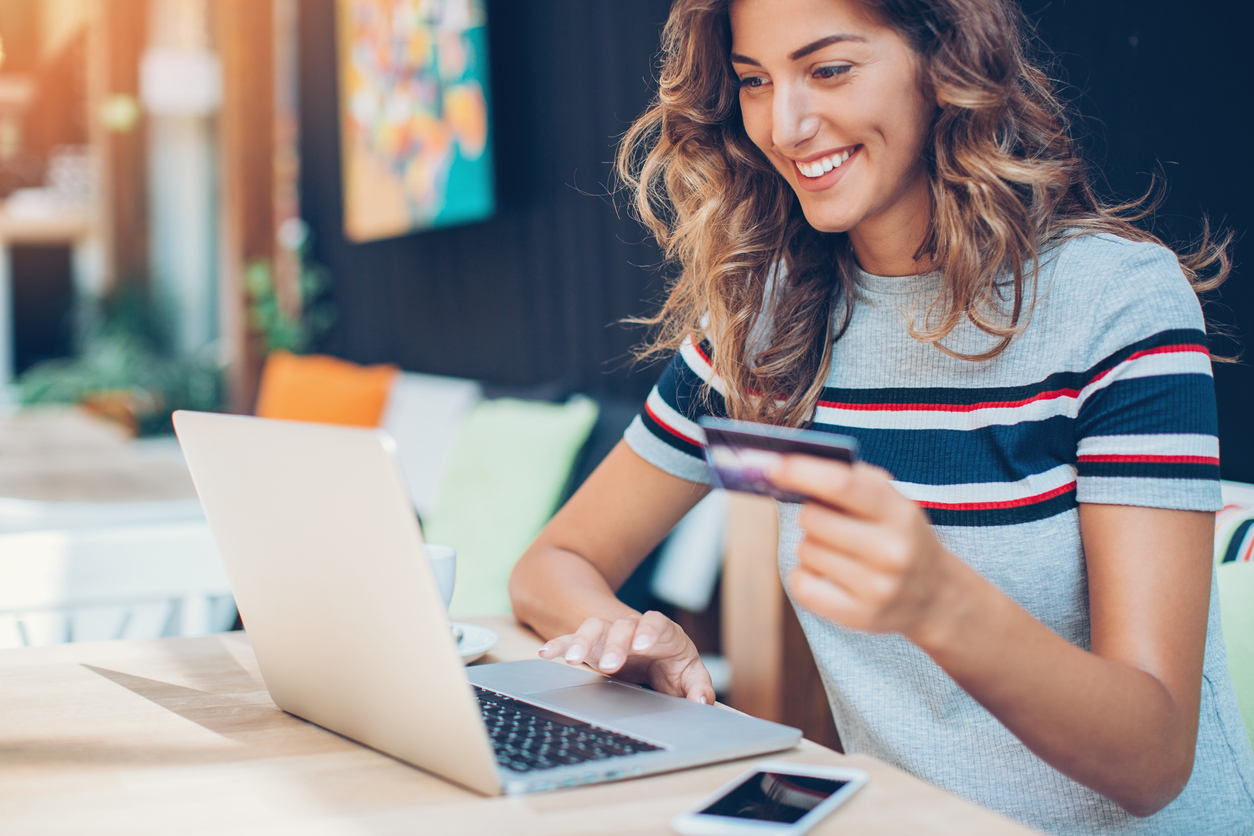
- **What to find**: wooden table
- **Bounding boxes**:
[0,616,1039,835]
[0,407,199,505]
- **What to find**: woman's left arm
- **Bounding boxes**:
[771,456,1213,818]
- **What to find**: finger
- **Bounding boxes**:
[797,503,910,572]
[537,633,576,659]
[795,538,895,604]
[771,457,899,520]
[562,618,610,666]
[645,653,715,703]
[680,660,716,705]
[596,618,642,673]
[632,610,679,655]
[787,566,867,626]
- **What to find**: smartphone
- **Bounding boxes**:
[670,760,869,835]
[698,417,860,503]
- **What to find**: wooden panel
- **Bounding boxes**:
[722,492,842,751]
[216,0,286,413]
[89,0,148,290]
[781,593,843,751]
[722,493,783,721]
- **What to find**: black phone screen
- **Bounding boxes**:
[698,771,849,824]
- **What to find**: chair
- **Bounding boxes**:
[250,351,603,616]
[1216,481,1254,748]
[0,520,235,648]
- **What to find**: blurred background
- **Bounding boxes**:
[0,0,1250,742]
[0,0,1248,451]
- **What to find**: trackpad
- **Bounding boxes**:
[533,681,689,721]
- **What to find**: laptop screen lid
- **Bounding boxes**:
[172,410,502,795]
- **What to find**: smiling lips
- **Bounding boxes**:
[794,146,858,179]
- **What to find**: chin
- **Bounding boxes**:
[797,206,857,235]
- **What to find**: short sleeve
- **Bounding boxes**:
[1073,239,1222,511]
[623,336,729,484]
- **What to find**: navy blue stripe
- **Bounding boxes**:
[1222,519,1254,564]
[1078,461,1220,481]
[637,350,728,462]
[1086,328,1209,379]
[813,418,1075,486]
[818,329,1207,407]
[925,487,1078,527]
[820,373,1090,408]
[667,369,728,425]
[640,406,704,459]
[1076,375,1218,438]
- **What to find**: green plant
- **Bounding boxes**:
[246,221,336,354]
[17,287,223,435]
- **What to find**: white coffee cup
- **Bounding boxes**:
[424,544,457,611]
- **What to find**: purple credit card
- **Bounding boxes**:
[698,417,860,503]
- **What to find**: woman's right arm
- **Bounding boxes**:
[508,439,714,701]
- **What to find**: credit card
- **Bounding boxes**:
[698,417,859,503]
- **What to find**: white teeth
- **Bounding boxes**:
[797,148,855,178]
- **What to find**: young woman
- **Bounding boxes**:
[508,0,1254,833]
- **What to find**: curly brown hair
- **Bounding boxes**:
[617,0,1230,427]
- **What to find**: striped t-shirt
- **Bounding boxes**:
[624,233,1254,835]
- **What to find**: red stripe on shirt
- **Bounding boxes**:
[1087,343,1209,385]
[817,344,1208,412]
[1124,344,1210,362]
[644,401,702,447]
[1078,454,1220,466]
[915,481,1076,512]
[817,387,1080,413]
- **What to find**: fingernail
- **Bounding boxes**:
[564,645,583,663]
[632,635,651,651]
[599,652,621,671]
[699,696,708,705]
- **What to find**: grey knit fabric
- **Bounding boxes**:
[624,233,1254,835]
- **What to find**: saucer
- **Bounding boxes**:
[451,621,498,664]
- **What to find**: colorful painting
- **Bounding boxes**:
[336,0,494,241]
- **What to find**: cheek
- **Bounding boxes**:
[739,100,778,167]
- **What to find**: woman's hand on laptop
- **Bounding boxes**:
[538,611,715,705]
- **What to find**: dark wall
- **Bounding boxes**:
[298,0,674,402]
[1025,0,1254,480]
[299,0,1254,478]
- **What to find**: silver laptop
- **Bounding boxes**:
[172,410,800,795]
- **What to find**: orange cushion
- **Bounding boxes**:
[254,350,399,427]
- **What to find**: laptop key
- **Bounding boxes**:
[473,685,662,774]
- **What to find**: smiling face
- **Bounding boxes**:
[730,0,936,271]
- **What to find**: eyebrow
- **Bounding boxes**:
[729,34,868,66]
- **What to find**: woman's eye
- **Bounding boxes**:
[815,64,852,80]
[737,75,768,90]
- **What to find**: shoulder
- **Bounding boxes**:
[1041,232,1205,361]
[1046,232,1195,310]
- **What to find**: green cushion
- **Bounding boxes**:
[1217,560,1254,750]
[423,397,598,618]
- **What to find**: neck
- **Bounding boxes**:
[846,175,933,277]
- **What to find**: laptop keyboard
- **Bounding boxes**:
[473,685,662,774]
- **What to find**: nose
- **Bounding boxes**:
[771,79,821,151]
